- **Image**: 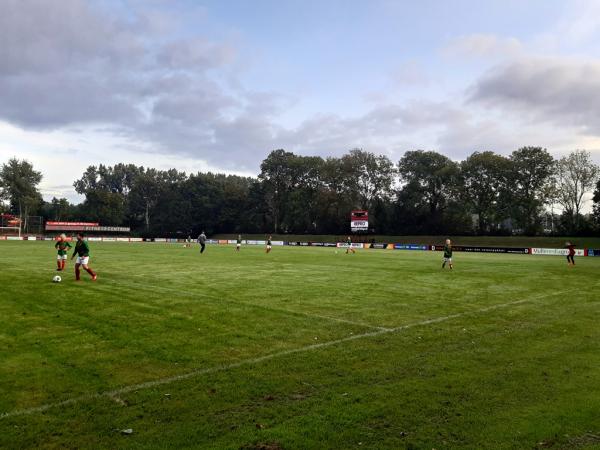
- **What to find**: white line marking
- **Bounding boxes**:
[6,266,385,330]
[101,277,390,331]
[0,291,565,420]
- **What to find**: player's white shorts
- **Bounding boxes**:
[443,257,452,263]
[266,245,272,250]
[236,243,241,248]
[57,254,68,260]
[76,256,90,265]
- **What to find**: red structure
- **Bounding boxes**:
[350,210,369,232]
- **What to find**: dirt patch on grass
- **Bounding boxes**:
[537,432,600,449]
[240,442,284,450]
[564,432,600,448]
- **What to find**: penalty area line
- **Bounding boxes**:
[0,291,566,420]
[101,277,391,332]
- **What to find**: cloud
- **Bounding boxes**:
[4,0,600,204]
[0,0,262,162]
[390,61,430,86]
[444,33,523,60]
[156,38,236,70]
[469,57,600,133]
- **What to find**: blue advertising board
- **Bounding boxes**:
[394,244,429,251]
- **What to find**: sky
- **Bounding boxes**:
[2,0,600,203]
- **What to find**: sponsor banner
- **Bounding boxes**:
[530,247,585,256]
[87,237,102,241]
[89,226,130,232]
[46,224,131,232]
[130,237,143,242]
[587,249,600,256]
[272,240,285,246]
[246,240,266,245]
[350,220,368,232]
[433,245,529,254]
[227,240,237,244]
[0,235,6,240]
[154,238,167,242]
[26,236,37,240]
[116,237,130,242]
[102,237,117,242]
[336,242,364,249]
[218,239,229,244]
[7,236,23,240]
[205,239,218,244]
[370,243,388,249]
[286,241,336,247]
[394,244,428,251]
[387,243,395,249]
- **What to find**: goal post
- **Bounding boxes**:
[0,213,21,237]
[0,226,21,237]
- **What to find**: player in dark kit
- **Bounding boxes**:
[442,239,453,270]
[71,233,97,281]
[55,233,72,271]
[566,242,576,266]
[197,231,207,254]
[236,235,242,252]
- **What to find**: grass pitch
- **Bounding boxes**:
[1,241,599,449]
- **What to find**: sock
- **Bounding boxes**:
[62,260,66,270]
[75,267,81,280]
[85,267,96,277]
[57,260,61,269]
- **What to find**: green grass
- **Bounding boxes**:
[215,234,600,248]
[1,241,600,449]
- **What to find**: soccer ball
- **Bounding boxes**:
[53,275,62,283]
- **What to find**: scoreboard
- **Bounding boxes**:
[350,210,368,232]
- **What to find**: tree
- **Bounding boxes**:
[74,164,143,226]
[509,147,555,235]
[0,158,43,231]
[554,150,599,234]
[128,168,165,232]
[258,150,326,233]
[46,197,76,221]
[591,178,600,231]
[460,151,511,234]
[258,150,296,233]
[397,150,461,233]
[340,149,395,210]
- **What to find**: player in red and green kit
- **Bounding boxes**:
[266,235,272,253]
[71,232,97,281]
[442,238,453,270]
[566,242,576,266]
[54,233,71,271]
[345,236,356,254]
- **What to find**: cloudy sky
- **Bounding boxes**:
[2,0,600,203]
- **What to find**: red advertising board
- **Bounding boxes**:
[350,210,368,231]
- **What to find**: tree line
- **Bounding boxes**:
[1,147,600,237]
